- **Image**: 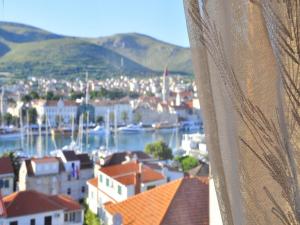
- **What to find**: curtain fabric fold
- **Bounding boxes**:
[183,0,300,224]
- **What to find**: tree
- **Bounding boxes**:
[11,116,20,127]
[121,111,128,124]
[45,91,60,100]
[96,116,104,124]
[84,208,101,225]
[55,115,60,127]
[145,141,173,160]
[178,156,199,172]
[133,112,142,124]
[46,91,54,100]
[109,111,115,124]
[29,91,39,99]
[27,108,38,124]
[3,113,13,126]
[70,91,84,100]
[21,94,32,103]
[83,201,101,225]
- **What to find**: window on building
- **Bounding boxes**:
[118,185,122,195]
[9,221,18,225]
[30,219,36,225]
[99,174,103,182]
[64,213,68,222]
[44,216,52,225]
[4,180,9,188]
[67,188,71,195]
[106,178,109,187]
[81,186,85,193]
[0,179,3,188]
[147,185,156,190]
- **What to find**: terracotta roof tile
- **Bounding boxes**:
[49,195,81,211]
[87,177,98,188]
[2,190,81,218]
[115,169,165,185]
[105,177,209,225]
[32,157,58,164]
[0,157,14,175]
[100,162,165,185]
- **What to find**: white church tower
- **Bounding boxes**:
[162,67,169,103]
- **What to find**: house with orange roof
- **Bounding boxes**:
[0,157,14,197]
[103,176,209,225]
[86,161,166,218]
[0,190,83,225]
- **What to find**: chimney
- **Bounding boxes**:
[134,163,143,194]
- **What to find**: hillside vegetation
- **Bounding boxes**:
[0,22,192,79]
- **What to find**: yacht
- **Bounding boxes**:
[0,126,21,139]
[88,125,107,135]
[180,120,202,132]
[118,123,144,133]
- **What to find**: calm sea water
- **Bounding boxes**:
[0,129,196,157]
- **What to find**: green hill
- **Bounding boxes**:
[0,22,192,79]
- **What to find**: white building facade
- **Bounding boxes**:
[18,151,93,201]
[86,161,166,219]
[32,99,78,126]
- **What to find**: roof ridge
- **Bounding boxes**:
[105,178,183,220]
[157,178,184,225]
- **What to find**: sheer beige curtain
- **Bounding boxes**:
[183,0,300,224]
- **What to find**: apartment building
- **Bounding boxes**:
[86,161,166,218]
[19,150,93,201]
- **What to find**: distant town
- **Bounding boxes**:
[0,71,202,136]
[0,70,213,225]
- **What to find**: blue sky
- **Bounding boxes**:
[0,0,189,47]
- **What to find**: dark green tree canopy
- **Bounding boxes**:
[145,140,173,160]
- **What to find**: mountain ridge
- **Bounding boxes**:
[0,21,192,79]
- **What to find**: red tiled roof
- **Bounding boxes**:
[32,157,58,164]
[0,157,14,175]
[87,177,98,188]
[49,195,81,212]
[45,100,77,106]
[100,162,165,185]
[100,161,141,177]
[105,177,209,225]
[2,190,81,218]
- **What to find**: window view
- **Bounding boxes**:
[0,0,206,224]
[6,1,298,225]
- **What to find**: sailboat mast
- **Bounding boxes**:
[1,87,4,127]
